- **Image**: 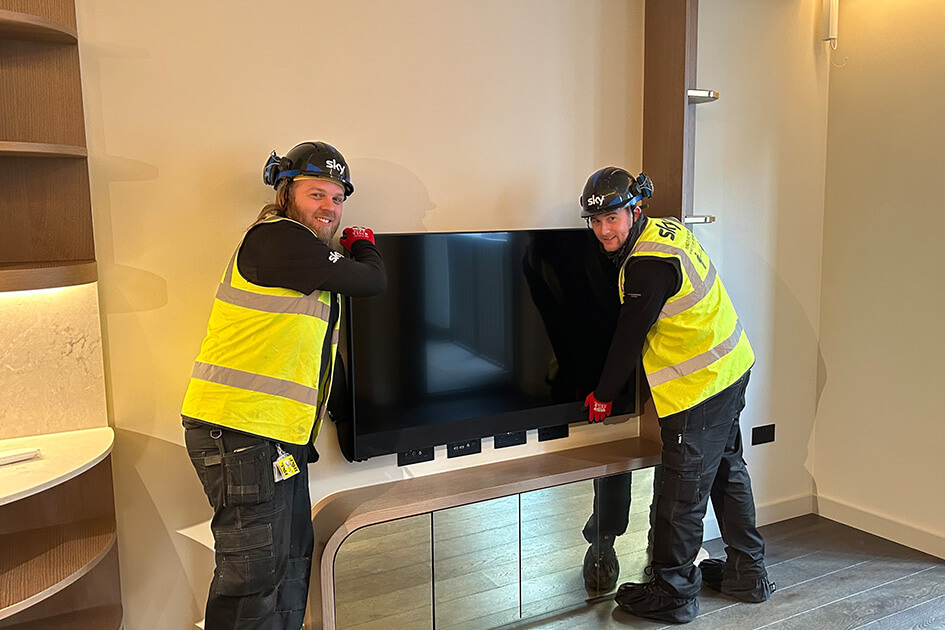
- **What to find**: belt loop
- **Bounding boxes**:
[209,428,226,506]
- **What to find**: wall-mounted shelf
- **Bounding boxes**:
[687,89,719,104]
[0,141,87,158]
[0,9,77,43]
[0,261,97,293]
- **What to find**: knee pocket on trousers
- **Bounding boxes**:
[659,450,704,505]
[213,523,277,596]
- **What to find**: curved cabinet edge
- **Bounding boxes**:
[0,527,117,621]
[0,141,87,157]
[0,261,97,293]
[0,427,113,506]
[0,10,77,43]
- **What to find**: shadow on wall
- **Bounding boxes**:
[343,158,435,233]
[112,427,214,630]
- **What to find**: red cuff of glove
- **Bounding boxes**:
[339,226,376,252]
[584,392,612,423]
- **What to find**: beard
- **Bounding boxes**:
[313,221,340,244]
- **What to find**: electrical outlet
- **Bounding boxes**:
[447,439,481,458]
[397,447,434,466]
[494,430,527,449]
[751,424,775,445]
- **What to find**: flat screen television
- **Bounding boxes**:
[332,227,636,462]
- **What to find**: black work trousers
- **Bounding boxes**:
[650,370,766,599]
[184,421,314,630]
[582,468,661,545]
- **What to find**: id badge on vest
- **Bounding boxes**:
[273,443,300,482]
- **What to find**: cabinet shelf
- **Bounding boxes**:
[0,427,113,507]
[0,518,116,620]
[0,10,77,44]
[0,142,87,158]
[0,261,97,293]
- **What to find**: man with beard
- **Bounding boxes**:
[580,167,773,624]
[181,141,386,629]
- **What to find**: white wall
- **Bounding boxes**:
[77,2,646,628]
[694,0,830,525]
[814,0,945,559]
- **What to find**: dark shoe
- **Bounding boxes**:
[615,577,698,624]
[583,542,619,592]
[698,558,776,603]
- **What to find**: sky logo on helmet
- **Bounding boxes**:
[326,159,346,177]
[587,194,606,208]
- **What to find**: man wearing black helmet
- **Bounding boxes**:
[580,167,773,624]
[181,141,386,629]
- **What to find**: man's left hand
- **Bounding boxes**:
[584,392,612,423]
[340,226,376,252]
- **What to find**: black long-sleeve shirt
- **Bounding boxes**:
[594,255,681,402]
[237,220,386,297]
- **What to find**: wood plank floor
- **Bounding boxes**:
[331,469,945,629]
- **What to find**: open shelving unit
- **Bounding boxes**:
[0,1,121,627]
[0,3,97,294]
[0,428,121,629]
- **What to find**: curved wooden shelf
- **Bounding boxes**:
[0,261,98,293]
[0,427,113,507]
[0,10,77,44]
[0,518,116,620]
[309,436,661,629]
[0,141,87,158]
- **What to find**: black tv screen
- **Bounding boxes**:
[334,228,635,462]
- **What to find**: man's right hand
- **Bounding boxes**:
[340,226,376,252]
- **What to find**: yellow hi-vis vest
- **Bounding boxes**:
[181,215,340,445]
[619,217,754,417]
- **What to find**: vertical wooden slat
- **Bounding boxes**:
[643,0,698,221]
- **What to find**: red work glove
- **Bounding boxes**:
[584,392,612,423]
[339,226,376,252]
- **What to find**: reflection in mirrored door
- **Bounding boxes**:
[432,495,521,629]
[520,468,656,619]
[334,513,433,629]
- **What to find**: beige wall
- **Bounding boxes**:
[76,0,941,627]
[77,2,646,628]
[814,0,945,558]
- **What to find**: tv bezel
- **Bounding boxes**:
[338,227,637,462]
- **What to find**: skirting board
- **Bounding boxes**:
[816,494,945,561]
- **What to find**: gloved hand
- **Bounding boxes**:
[584,392,612,423]
[339,226,376,252]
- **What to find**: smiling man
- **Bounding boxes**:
[181,141,386,629]
[579,167,773,624]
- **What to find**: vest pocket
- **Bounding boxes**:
[223,443,275,506]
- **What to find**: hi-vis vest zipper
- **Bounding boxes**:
[182,215,340,445]
[619,217,754,417]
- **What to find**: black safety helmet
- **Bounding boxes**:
[579,167,653,218]
[262,141,354,198]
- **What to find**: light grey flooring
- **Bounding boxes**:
[332,470,945,629]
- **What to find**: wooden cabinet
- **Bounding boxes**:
[0,1,96,292]
[0,428,122,629]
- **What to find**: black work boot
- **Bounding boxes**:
[583,537,619,592]
[699,558,776,603]
[614,575,698,624]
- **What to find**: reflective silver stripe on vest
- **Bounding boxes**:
[647,321,745,387]
[630,242,717,319]
[192,361,319,407]
[215,254,332,320]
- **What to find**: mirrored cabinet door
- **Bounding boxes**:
[432,495,521,629]
[334,513,433,629]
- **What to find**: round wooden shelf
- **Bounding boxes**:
[0,141,87,158]
[0,427,113,507]
[0,10,77,44]
[0,261,97,294]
